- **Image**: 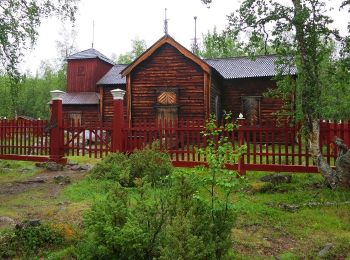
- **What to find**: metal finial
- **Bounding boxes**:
[192,16,199,54]
[92,20,95,48]
[164,8,168,35]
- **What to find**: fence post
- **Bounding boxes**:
[49,90,66,164]
[111,89,126,152]
[237,113,246,176]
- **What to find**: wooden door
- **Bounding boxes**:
[242,96,261,125]
[157,107,178,125]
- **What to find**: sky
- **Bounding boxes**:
[21,0,349,75]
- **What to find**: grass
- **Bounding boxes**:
[232,171,350,258]
[0,158,349,258]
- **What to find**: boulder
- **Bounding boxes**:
[317,243,333,257]
[53,175,71,184]
[15,219,41,230]
[260,174,292,184]
[0,216,16,226]
[46,162,64,171]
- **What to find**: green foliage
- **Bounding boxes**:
[198,113,247,258]
[199,27,246,58]
[89,153,131,185]
[116,38,147,64]
[214,0,350,123]
[0,0,78,116]
[0,0,78,76]
[78,115,245,259]
[78,184,165,259]
[0,223,65,258]
[199,27,273,59]
[129,146,173,187]
[89,147,172,187]
[0,67,66,118]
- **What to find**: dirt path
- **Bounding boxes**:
[0,168,88,229]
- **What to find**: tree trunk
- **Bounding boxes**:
[308,118,350,189]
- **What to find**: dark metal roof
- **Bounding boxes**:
[205,55,297,79]
[97,64,127,85]
[61,92,100,105]
[67,48,115,65]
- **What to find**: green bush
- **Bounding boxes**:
[78,170,238,259]
[90,147,172,187]
[90,153,131,186]
[0,223,65,258]
[0,229,16,258]
[129,147,173,186]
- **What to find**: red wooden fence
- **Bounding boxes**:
[63,120,112,158]
[0,92,349,175]
[0,119,50,162]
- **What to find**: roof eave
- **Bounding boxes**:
[121,35,210,77]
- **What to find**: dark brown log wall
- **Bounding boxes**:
[67,59,113,93]
[63,105,100,125]
[129,43,205,125]
[100,86,127,123]
[221,77,284,123]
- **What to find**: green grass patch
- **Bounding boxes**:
[62,177,114,203]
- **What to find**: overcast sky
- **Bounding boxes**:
[21,0,349,75]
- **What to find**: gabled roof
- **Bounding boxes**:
[97,64,127,85]
[67,48,115,65]
[60,92,100,105]
[121,35,211,76]
[205,55,297,79]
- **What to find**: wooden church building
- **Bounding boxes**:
[60,35,296,126]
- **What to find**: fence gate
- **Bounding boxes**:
[0,119,50,162]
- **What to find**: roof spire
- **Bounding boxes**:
[192,16,199,55]
[164,8,169,35]
[92,20,95,48]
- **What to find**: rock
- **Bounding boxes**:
[0,216,16,226]
[15,219,41,229]
[260,174,292,184]
[317,243,333,257]
[80,164,92,171]
[19,168,31,174]
[67,160,78,166]
[70,164,92,171]
[46,162,63,171]
[70,165,81,171]
[0,168,13,173]
[35,162,46,168]
[53,175,71,184]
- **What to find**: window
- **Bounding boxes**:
[241,96,261,125]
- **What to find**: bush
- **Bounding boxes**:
[90,153,131,186]
[78,170,239,259]
[129,147,173,186]
[90,147,172,187]
[0,222,65,258]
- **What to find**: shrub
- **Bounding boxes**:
[0,229,16,258]
[90,146,172,187]
[77,183,165,259]
[90,153,131,186]
[0,222,65,258]
[78,169,240,259]
[129,147,173,186]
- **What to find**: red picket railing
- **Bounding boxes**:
[62,120,112,158]
[122,119,350,173]
[0,95,349,175]
[0,119,50,161]
[123,119,206,163]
